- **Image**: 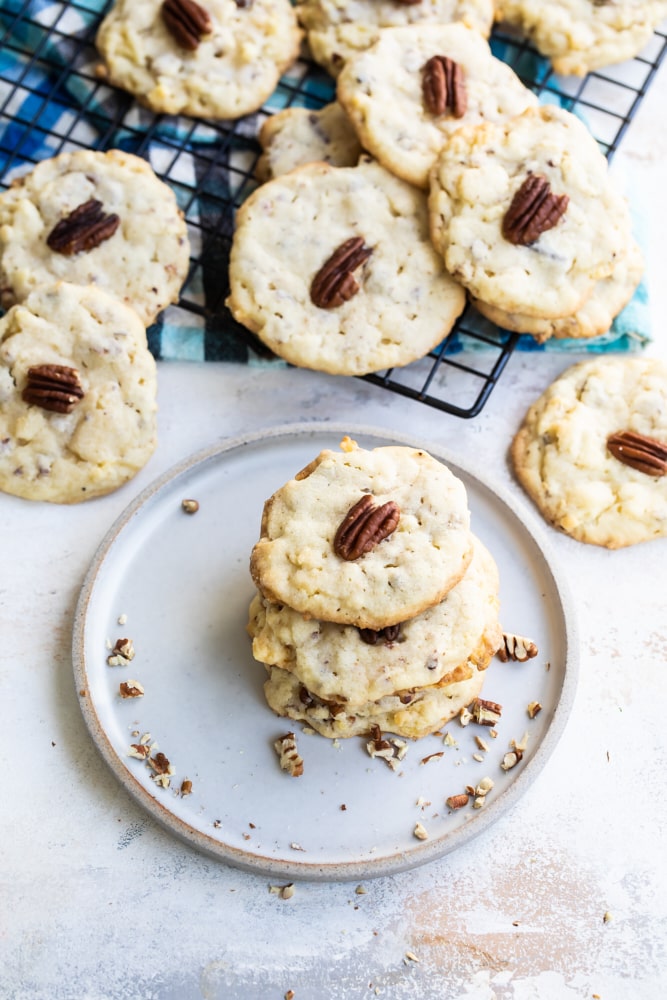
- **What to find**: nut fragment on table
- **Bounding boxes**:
[413,822,429,840]
[107,637,135,666]
[446,793,469,810]
[181,498,200,514]
[119,679,144,699]
[470,697,503,726]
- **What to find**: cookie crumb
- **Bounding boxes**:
[413,822,429,840]
[182,498,199,514]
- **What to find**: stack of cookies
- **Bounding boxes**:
[0,148,190,502]
[247,437,503,740]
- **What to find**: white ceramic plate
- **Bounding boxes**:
[73,422,578,881]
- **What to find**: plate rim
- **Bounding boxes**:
[72,420,580,881]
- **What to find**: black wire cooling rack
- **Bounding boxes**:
[0,3,665,417]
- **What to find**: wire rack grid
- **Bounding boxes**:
[0,2,665,417]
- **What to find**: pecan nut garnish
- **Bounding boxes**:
[46,199,120,256]
[422,56,467,118]
[22,364,84,414]
[161,0,213,51]
[310,237,373,309]
[334,494,400,560]
[607,430,667,477]
[502,174,569,245]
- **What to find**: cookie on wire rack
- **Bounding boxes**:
[96,0,302,119]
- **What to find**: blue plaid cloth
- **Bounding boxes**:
[0,0,652,363]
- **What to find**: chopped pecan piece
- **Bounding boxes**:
[334,494,400,560]
[274,732,304,777]
[422,56,467,118]
[119,680,144,699]
[446,793,469,810]
[502,174,569,246]
[607,430,667,477]
[358,622,402,645]
[161,0,212,50]
[46,199,120,256]
[498,632,539,662]
[22,364,84,414]
[310,236,373,309]
[470,697,503,726]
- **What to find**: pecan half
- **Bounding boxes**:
[310,237,373,309]
[422,56,467,118]
[46,199,120,256]
[22,364,84,414]
[334,494,400,560]
[358,623,402,645]
[607,430,667,477]
[502,174,569,245]
[161,0,212,50]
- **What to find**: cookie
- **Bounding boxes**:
[337,22,538,190]
[249,438,474,629]
[296,0,494,77]
[256,101,363,182]
[472,239,644,342]
[428,104,633,320]
[0,282,157,504]
[96,0,302,119]
[248,536,501,704]
[495,0,667,77]
[262,660,488,739]
[0,149,189,327]
[227,157,466,375]
[511,357,667,548]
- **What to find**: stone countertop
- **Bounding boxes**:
[2,45,667,1000]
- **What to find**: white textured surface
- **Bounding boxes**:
[2,54,667,1000]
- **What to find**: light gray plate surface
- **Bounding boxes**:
[73,422,578,881]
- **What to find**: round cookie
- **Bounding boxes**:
[227,157,466,375]
[337,22,538,190]
[495,0,667,77]
[0,149,189,327]
[256,102,363,182]
[428,104,633,320]
[262,660,488,739]
[96,0,302,119]
[472,239,644,343]
[250,439,474,629]
[296,0,495,77]
[248,536,501,704]
[511,357,667,548]
[0,282,157,504]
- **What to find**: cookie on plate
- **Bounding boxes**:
[296,0,495,77]
[495,0,667,77]
[0,282,157,504]
[472,239,644,342]
[250,438,474,629]
[227,156,466,375]
[96,0,302,119]
[0,149,189,327]
[337,22,538,190]
[511,357,667,548]
[256,101,363,181]
[248,536,501,704]
[262,659,489,739]
[428,104,633,321]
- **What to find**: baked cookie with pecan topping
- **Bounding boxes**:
[256,101,363,181]
[0,149,189,327]
[0,282,157,503]
[337,22,538,190]
[227,156,466,375]
[249,439,474,629]
[296,0,494,77]
[428,104,633,320]
[249,536,501,707]
[511,357,667,548]
[495,0,667,77]
[96,0,301,119]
